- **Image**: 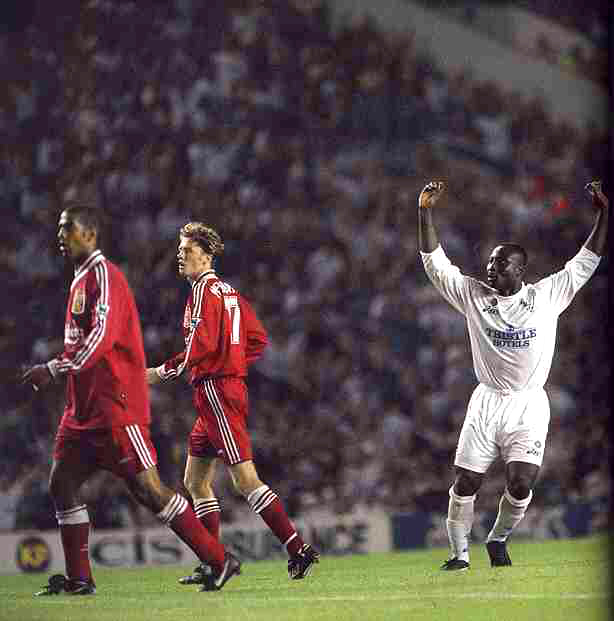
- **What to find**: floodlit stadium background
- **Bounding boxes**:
[0,0,609,567]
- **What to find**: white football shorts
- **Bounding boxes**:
[454,383,550,473]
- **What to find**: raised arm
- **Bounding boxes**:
[418,181,445,253]
[583,180,608,256]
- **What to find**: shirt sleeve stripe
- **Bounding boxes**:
[57,262,110,372]
[175,281,205,377]
[65,263,108,369]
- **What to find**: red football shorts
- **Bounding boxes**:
[53,424,158,478]
[190,377,253,465]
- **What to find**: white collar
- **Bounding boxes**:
[74,249,104,278]
[191,269,216,289]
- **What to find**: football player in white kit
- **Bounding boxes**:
[418,180,608,570]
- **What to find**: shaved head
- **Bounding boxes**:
[494,244,528,268]
[486,244,527,295]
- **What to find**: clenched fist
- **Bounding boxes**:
[585,180,608,210]
[419,181,445,209]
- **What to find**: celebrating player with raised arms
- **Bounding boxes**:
[417,180,608,570]
[146,222,319,583]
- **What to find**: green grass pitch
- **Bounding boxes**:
[2,535,610,621]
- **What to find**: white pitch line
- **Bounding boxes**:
[233,592,608,603]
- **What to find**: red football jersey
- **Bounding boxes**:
[48,250,150,430]
[158,271,268,384]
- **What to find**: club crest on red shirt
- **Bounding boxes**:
[72,288,86,314]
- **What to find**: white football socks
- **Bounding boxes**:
[446,486,475,563]
[487,487,532,543]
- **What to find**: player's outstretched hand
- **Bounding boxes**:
[419,181,445,210]
[585,180,608,210]
[20,364,53,392]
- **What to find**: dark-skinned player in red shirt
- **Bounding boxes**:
[146,222,320,582]
[21,205,240,595]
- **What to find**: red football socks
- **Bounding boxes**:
[194,498,221,540]
[247,486,304,557]
[158,494,225,571]
[56,505,92,582]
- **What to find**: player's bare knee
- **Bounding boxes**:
[232,473,262,498]
[185,477,212,499]
[142,488,168,513]
[48,470,74,506]
[228,462,259,497]
[232,477,250,498]
[507,478,532,501]
[454,470,482,496]
[200,483,215,498]
[130,484,152,508]
[48,480,68,506]
[231,482,242,497]
[183,474,197,497]
[129,475,168,513]
[48,472,60,500]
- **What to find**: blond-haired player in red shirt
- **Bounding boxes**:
[22,205,240,594]
[146,222,320,582]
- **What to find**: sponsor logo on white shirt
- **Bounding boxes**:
[485,327,537,348]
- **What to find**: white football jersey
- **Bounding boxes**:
[421,245,601,392]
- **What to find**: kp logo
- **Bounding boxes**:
[16,536,51,573]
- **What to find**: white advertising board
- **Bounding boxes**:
[0,506,392,575]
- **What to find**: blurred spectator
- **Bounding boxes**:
[1,0,608,526]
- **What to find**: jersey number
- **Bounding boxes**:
[224,296,241,344]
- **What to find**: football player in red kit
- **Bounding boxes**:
[146,222,319,582]
[21,205,240,594]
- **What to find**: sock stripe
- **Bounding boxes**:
[504,487,533,508]
[283,532,297,548]
[195,499,221,518]
[449,486,476,503]
[157,494,188,525]
[56,505,89,525]
[57,504,87,517]
[251,488,278,514]
[194,499,220,507]
[195,507,221,518]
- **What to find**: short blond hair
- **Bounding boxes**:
[179,222,225,256]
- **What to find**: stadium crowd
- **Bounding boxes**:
[0,0,609,530]
[419,0,608,86]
